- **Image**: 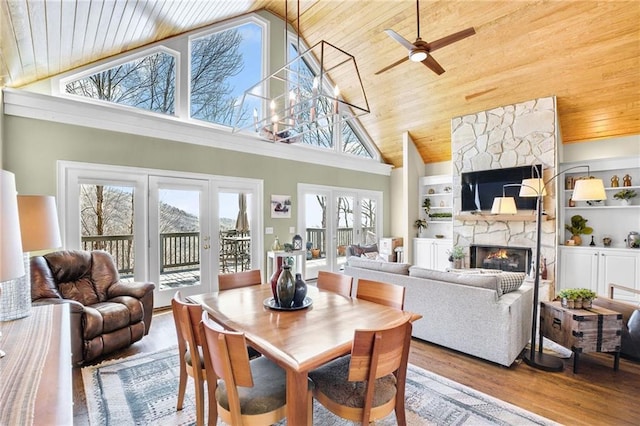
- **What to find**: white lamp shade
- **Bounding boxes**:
[491,197,517,214]
[519,178,547,198]
[17,195,62,252]
[0,170,26,282]
[572,178,607,201]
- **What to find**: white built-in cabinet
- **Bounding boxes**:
[414,238,452,271]
[414,174,453,270]
[558,246,640,302]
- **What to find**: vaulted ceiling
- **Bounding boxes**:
[1,1,638,168]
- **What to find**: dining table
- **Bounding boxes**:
[188,284,414,425]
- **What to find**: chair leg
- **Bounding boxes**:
[394,399,407,426]
[195,378,205,426]
[177,362,187,411]
[207,380,218,426]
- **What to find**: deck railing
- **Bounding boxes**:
[82,227,376,273]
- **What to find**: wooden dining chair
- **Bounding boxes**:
[316,270,353,297]
[199,311,289,426]
[171,291,213,426]
[355,278,406,310]
[309,317,413,425]
[218,269,262,290]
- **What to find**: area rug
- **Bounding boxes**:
[82,347,559,426]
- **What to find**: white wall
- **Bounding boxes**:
[560,135,640,163]
[401,131,424,263]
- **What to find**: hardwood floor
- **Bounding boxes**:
[74,309,639,425]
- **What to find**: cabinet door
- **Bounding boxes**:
[413,239,433,268]
[559,247,598,291]
[598,250,640,301]
[433,240,452,271]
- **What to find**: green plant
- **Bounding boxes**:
[429,212,453,218]
[414,219,427,232]
[613,189,637,200]
[422,198,431,215]
[447,246,465,260]
[558,288,596,300]
[565,214,593,236]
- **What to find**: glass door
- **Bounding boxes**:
[149,176,210,307]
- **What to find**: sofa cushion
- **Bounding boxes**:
[347,256,410,275]
[409,266,500,294]
[497,272,526,294]
[347,243,378,257]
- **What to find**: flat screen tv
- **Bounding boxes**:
[460,164,542,212]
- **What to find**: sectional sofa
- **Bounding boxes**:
[344,256,534,367]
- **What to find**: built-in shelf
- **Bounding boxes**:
[455,213,546,222]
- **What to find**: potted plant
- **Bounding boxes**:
[613,189,637,206]
[422,198,431,216]
[447,246,465,269]
[414,219,427,237]
[577,288,597,308]
[558,288,596,309]
[564,214,593,246]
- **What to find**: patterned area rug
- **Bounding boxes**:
[82,347,559,425]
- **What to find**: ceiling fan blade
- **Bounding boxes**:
[422,55,445,75]
[375,56,410,75]
[427,27,476,52]
[384,29,415,51]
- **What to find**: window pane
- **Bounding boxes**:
[66,52,176,114]
[343,122,373,158]
[361,198,377,245]
[191,23,262,127]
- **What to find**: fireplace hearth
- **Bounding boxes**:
[470,245,532,273]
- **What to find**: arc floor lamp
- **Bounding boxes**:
[492,165,606,371]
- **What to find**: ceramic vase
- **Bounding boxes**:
[276,264,295,308]
[270,256,284,305]
[292,273,307,307]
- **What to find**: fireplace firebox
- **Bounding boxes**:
[470,245,532,273]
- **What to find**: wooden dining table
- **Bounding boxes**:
[188,284,413,425]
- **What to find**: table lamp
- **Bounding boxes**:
[0,170,26,358]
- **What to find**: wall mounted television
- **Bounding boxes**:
[460,164,543,212]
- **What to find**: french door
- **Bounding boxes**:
[149,176,211,307]
[298,184,382,279]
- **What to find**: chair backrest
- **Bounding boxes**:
[349,318,412,424]
[200,312,255,423]
[171,291,205,362]
[218,269,262,290]
[356,279,405,310]
[316,270,353,297]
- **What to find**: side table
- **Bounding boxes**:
[539,301,622,373]
[267,250,306,279]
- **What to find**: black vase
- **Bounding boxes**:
[292,273,307,307]
[276,264,295,308]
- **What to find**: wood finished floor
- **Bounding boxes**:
[73,308,639,425]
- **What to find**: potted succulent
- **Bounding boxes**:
[447,246,465,269]
[613,189,637,206]
[564,214,593,246]
[558,288,596,309]
[414,219,427,237]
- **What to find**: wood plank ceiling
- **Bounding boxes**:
[1,1,638,168]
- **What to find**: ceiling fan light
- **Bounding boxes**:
[410,49,427,62]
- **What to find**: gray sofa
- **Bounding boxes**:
[344,257,534,367]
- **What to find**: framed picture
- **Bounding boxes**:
[271,194,292,218]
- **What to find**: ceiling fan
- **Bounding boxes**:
[375,0,476,76]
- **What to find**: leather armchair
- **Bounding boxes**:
[31,249,155,364]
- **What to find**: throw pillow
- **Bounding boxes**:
[362,251,379,260]
[498,272,526,294]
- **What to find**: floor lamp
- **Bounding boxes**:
[0,170,26,358]
[492,165,606,371]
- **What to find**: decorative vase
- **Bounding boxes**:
[270,256,284,305]
[453,259,463,269]
[292,273,307,307]
[582,298,592,309]
[272,236,282,251]
[276,264,295,308]
[571,235,582,246]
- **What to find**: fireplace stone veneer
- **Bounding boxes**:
[470,244,532,273]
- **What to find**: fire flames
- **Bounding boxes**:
[486,249,509,260]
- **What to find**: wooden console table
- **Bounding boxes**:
[0,304,73,424]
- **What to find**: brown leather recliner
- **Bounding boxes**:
[31,249,155,365]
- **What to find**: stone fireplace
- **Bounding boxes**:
[470,244,532,273]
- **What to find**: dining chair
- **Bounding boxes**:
[171,291,212,426]
[218,269,262,290]
[199,311,290,425]
[308,317,413,425]
[316,270,353,297]
[355,278,406,310]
